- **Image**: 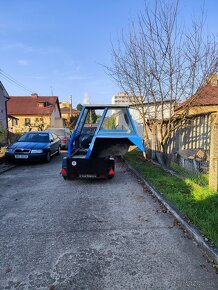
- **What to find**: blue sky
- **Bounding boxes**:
[0,0,217,107]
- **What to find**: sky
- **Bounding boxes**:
[0,0,217,107]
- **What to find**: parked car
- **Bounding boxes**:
[47,128,71,149]
[5,132,61,163]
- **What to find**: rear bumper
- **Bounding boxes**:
[61,141,68,149]
[61,157,115,178]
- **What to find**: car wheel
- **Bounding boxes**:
[45,151,51,163]
[108,174,114,179]
[57,146,61,155]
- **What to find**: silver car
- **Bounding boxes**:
[47,128,71,149]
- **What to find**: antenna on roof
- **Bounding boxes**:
[50,86,53,96]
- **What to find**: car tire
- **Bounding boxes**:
[108,174,114,179]
[45,151,51,163]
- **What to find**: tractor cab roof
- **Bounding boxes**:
[82,104,130,109]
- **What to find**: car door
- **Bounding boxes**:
[52,133,60,152]
[49,133,56,154]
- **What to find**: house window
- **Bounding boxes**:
[12,119,18,126]
[25,118,31,126]
[38,102,48,107]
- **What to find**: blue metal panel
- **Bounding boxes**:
[67,107,86,156]
[85,107,108,158]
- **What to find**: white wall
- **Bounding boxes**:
[50,103,64,127]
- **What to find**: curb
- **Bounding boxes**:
[123,158,218,265]
[0,163,17,175]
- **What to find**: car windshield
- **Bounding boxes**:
[18,133,49,143]
[49,129,65,136]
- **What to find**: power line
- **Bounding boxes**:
[0,69,32,93]
[0,69,33,94]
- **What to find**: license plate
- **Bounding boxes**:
[79,174,96,178]
[15,155,29,159]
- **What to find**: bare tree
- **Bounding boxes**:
[28,118,47,131]
[106,0,217,164]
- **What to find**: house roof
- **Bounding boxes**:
[60,106,80,114]
[7,94,59,115]
[8,114,19,120]
[176,85,218,110]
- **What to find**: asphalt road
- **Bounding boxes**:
[0,152,217,290]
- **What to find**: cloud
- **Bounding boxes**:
[65,75,86,81]
[0,42,34,53]
[0,41,62,55]
[17,59,29,66]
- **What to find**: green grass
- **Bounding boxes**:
[0,147,6,158]
[124,149,218,248]
[170,162,209,186]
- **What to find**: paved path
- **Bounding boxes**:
[0,153,217,289]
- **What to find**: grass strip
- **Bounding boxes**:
[124,149,218,248]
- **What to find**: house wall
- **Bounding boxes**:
[50,104,63,127]
[0,83,8,129]
[8,115,51,133]
[188,105,218,115]
[61,112,69,121]
[60,102,71,108]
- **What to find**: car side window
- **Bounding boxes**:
[52,133,57,140]
[49,133,54,141]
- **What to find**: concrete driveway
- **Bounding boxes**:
[0,153,217,289]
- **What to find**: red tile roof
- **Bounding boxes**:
[176,85,218,110]
[7,94,59,115]
[61,106,80,114]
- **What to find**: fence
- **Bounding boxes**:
[168,113,211,153]
[166,113,211,173]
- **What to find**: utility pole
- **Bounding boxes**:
[70,95,72,117]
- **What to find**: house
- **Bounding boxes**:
[172,83,218,153]
[176,84,218,116]
[169,81,218,172]
[7,93,63,133]
[0,81,9,130]
[60,102,80,123]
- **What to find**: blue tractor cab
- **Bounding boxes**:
[61,104,144,179]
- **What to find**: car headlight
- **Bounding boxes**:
[6,148,14,153]
[31,149,43,153]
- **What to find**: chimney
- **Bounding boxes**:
[31,93,38,98]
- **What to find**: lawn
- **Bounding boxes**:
[0,146,6,164]
[124,149,218,248]
[0,147,6,158]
